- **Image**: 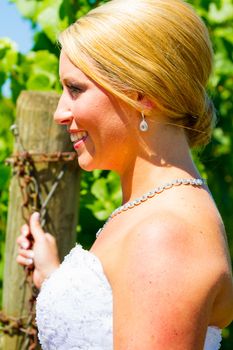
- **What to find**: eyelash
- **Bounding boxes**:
[66,84,83,97]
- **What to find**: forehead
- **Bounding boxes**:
[59,50,88,82]
[59,50,117,100]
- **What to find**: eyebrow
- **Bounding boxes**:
[60,78,86,87]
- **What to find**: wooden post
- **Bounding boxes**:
[2,91,80,349]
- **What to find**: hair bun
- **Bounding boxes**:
[60,0,216,149]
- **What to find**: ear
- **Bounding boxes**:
[137,93,155,111]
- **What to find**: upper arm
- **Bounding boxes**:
[111,217,218,350]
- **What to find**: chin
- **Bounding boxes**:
[78,159,112,172]
[77,157,98,172]
[77,153,115,172]
[78,162,95,172]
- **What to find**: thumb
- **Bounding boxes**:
[30,212,44,241]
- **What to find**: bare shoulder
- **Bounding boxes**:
[114,205,229,292]
[122,186,232,293]
[111,194,233,348]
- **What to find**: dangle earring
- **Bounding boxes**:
[139,112,149,132]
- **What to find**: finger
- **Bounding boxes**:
[16,255,34,266]
[20,224,30,237]
[17,234,30,246]
[18,248,34,259]
[16,235,24,245]
[30,212,44,241]
[17,238,30,249]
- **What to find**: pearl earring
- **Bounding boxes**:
[139,112,148,132]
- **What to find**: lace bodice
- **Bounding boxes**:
[36,244,222,350]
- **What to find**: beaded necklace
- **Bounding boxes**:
[96,178,205,237]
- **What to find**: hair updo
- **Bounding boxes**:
[59,0,216,147]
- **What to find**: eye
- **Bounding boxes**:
[66,84,83,97]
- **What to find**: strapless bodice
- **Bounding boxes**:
[36,244,222,349]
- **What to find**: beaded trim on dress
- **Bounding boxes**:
[36,244,222,350]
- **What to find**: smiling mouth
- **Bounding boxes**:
[70,131,88,150]
[70,131,88,142]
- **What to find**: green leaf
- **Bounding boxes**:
[26,74,50,90]
[10,0,39,20]
[214,27,233,45]
[37,1,67,42]
[0,38,18,73]
[91,178,109,201]
[208,0,233,23]
[0,165,10,189]
[213,128,231,155]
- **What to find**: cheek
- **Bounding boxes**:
[71,88,134,142]
[73,96,117,128]
[72,91,108,117]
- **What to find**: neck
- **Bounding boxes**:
[119,128,200,204]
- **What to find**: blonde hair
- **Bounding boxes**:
[59,0,216,147]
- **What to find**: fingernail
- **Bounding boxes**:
[22,226,28,236]
[28,251,34,259]
[26,258,33,265]
[21,242,29,249]
[33,212,40,220]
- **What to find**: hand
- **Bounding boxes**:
[16,212,60,289]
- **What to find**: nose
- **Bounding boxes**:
[54,107,73,125]
[54,95,73,125]
[54,96,79,130]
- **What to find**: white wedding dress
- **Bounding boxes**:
[36,244,222,350]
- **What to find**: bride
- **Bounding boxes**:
[17,0,233,349]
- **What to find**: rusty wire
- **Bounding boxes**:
[0,124,76,349]
[6,151,76,164]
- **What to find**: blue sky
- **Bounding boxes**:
[0,0,33,95]
[0,0,33,52]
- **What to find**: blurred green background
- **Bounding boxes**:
[0,0,232,348]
